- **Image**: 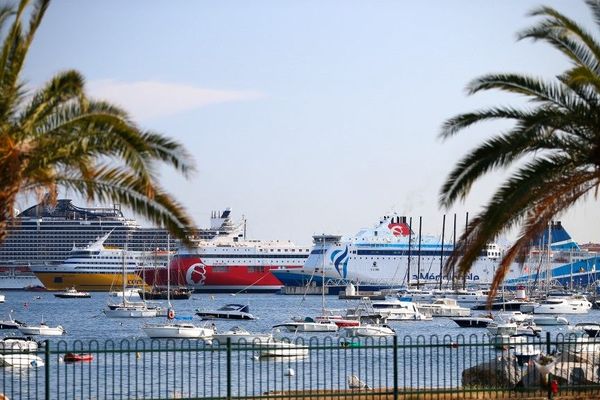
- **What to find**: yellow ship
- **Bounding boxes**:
[30,231,161,291]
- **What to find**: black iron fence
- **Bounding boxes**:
[1,332,600,399]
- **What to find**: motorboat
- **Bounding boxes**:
[196,304,255,320]
[472,300,534,311]
[273,317,338,333]
[340,324,395,337]
[105,302,160,318]
[369,299,431,321]
[0,294,4,303]
[143,321,215,339]
[19,322,65,336]
[436,289,489,305]
[54,287,91,299]
[417,298,471,317]
[212,326,272,345]
[258,340,309,357]
[0,337,38,352]
[573,323,600,337]
[487,321,540,336]
[0,313,25,329]
[532,297,592,314]
[63,353,94,362]
[0,354,44,368]
[532,315,569,326]
[497,311,533,324]
[452,316,494,328]
[398,289,434,302]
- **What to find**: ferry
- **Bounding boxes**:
[0,198,238,289]
[272,214,502,292]
[142,230,310,293]
[30,231,162,291]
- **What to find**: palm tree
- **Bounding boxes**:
[0,0,196,245]
[440,0,600,300]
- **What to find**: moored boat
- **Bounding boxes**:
[0,337,38,352]
[196,304,255,320]
[54,287,91,298]
[212,326,272,345]
[273,317,339,333]
[452,316,494,328]
[0,354,44,368]
[63,353,94,362]
[19,322,65,336]
[340,324,395,337]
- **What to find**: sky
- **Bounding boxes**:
[20,0,599,245]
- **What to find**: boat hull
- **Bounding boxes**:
[19,326,64,336]
[142,256,298,293]
[143,325,214,339]
[32,271,146,291]
[0,354,44,368]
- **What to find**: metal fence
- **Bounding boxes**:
[1,332,600,399]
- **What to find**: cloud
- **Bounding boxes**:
[87,80,264,121]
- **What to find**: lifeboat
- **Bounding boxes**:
[63,353,93,362]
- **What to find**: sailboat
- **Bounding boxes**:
[143,236,215,339]
[104,241,160,318]
[272,235,339,332]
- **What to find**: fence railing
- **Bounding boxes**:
[1,332,600,399]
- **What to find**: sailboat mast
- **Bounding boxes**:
[122,241,127,306]
[167,234,171,308]
[321,238,325,312]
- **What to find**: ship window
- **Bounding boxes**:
[54,277,63,283]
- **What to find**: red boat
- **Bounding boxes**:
[64,353,93,362]
[142,236,309,293]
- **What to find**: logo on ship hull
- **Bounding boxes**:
[330,247,349,279]
[185,262,207,286]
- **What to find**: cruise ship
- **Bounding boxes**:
[272,214,503,292]
[0,199,238,289]
[142,229,310,293]
[30,231,164,291]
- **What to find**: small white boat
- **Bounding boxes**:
[19,322,65,336]
[571,323,600,337]
[54,287,91,299]
[532,315,569,326]
[0,354,44,368]
[497,311,533,324]
[0,294,5,303]
[143,322,215,339]
[341,324,395,337]
[0,337,38,352]
[212,326,272,345]
[259,340,309,357]
[105,302,159,318]
[273,317,338,333]
[417,298,471,317]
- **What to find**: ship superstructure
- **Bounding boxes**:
[0,199,238,289]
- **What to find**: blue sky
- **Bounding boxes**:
[21,0,598,245]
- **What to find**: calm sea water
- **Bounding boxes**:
[2,291,600,399]
[1,290,597,340]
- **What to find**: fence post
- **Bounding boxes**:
[546,332,552,400]
[44,340,50,400]
[226,337,232,400]
[393,335,398,400]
